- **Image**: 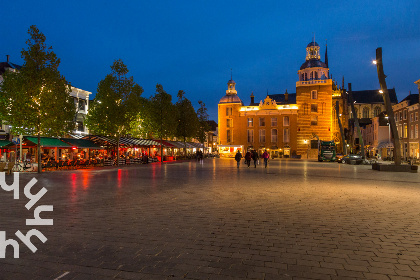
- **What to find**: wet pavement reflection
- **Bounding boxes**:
[0,159,419,279]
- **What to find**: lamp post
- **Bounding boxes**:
[388,123,391,157]
[336,100,347,155]
[348,83,364,158]
[385,116,391,158]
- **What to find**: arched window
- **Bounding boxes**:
[363,107,370,118]
[301,74,304,81]
[310,72,313,80]
[351,108,358,119]
[374,106,381,117]
[314,71,318,80]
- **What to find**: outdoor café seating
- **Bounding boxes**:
[0,162,6,172]
[6,162,14,174]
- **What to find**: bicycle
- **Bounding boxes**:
[12,160,34,172]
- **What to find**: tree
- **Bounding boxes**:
[175,90,199,155]
[0,25,75,173]
[375,47,401,165]
[85,59,143,165]
[148,84,177,161]
[196,100,210,153]
[126,98,152,139]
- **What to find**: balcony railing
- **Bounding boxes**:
[296,79,332,86]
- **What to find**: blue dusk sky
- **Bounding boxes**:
[1,0,419,121]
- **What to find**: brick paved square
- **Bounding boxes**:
[0,159,420,279]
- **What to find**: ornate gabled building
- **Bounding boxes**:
[218,41,342,158]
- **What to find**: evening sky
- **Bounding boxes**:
[1,0,419,120]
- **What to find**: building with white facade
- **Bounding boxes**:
[70,87,92,137]
[362,112,393,159]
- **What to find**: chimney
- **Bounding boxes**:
[284,89,289,102]
[6,55,9,63]
[250,92,255,104]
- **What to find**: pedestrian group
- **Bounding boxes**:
[235,149,270,168]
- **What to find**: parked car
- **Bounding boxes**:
[338,154,363,164]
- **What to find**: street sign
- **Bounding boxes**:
[12,137,20,145]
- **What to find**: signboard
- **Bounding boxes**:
[12,137,20,145]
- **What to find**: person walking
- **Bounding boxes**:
[262,149,270,168]
[245,151,252,168]
[235,150,242,168]
[251,150,259,168]
[199,150,204,163]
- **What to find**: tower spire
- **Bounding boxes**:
[325,39,328,68]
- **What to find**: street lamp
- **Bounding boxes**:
[385,117,391,158]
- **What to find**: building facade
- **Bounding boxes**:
[205,120,218,153]
[362,112,392,159]
[392,94,419,160]
[70,87,92,137]
[218,41,338,158]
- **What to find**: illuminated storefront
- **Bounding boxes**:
[218,145,243,157]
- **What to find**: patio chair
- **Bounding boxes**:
[0,162,6,172]
[45,161,53,171]
[7,162,14,175]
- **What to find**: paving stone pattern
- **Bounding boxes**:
[0,159,420,280]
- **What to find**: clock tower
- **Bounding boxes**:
[296,41,333,157]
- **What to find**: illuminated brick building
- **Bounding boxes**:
[218,41,347,158]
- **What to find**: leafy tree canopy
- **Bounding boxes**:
[196,100,210,144]
[0,25,75,136]
[148,84,178,140]
[85,59,144,138]
[175,90,198,142]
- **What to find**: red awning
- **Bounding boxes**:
[152,140,175,147]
